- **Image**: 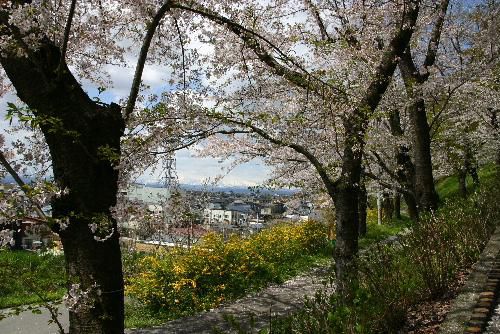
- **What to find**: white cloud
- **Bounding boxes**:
[136,148,270,186]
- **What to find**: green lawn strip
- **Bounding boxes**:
[0,290,66,310]
[358,217,411,249]
[436,164,497,200]
[0,250,66,309]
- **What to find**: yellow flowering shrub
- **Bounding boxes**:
[126,221,328,318]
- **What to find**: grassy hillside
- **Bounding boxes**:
[436,164,497,200]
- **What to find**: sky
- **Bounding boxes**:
[0,62,271,187]
[4,0,483,186]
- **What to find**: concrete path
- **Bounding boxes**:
[0,305,69,334]
[128,263,334,334]
[485,301,500,333]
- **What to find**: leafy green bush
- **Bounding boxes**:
[269,172,500,334]
[125,221,329,322]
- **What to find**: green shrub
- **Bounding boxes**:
[125,221,330,322]
[269,172,500,334]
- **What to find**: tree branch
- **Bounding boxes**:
[173,16,187,95]
[369,150,399,182]
[303,0,333,42]
[363,170,413,197]
[57,0,78,75]
[216,116,339,196]
[172,2,347,101]
[0,151,47,220]
[422,0,450,73]
[124,1,173,122]
[358,0,421,113]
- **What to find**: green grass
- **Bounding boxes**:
[436,164,497,200]
[358,217,411,249]
[265,168,500,334]
[0,250,66,309]
[125,300,172,329]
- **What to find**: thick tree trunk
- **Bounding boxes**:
[328,115,363,297]
[333,181,359,295]
[1,41,125,333]
[329,0,420,294]
[469,166,480,188]
[60,222,124,334]
[399,50,439,213]
[403,192,419,221]
[408,98,439,211]
[388,109,419,221]
[397,0,448,212]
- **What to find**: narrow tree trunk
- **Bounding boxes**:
[1,41,125,333]
[393,192,401,220]
[11,221,23,250]
[464,145,480,189]
[358,178,367,237]
[382,192,394,222]
[486,108,499,168]
[458,169,467,198]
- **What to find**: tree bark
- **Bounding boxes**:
[395,0,450,213]
[464,145,479,189]
[488,108,500,167]
[458,169,467,198]
[1,40,125,333]
[11,221,23,250]
[393,193,401,220]
[331,0,420,295]
[358,177,367,237]
[399,52,439,212]
[408,97,439,211]
[388,109,419,220]
[381,192,394,222]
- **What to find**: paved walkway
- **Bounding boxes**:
[486,300,500,333]
[439,226,500,334]
[0,305,69,334]
[128,263,334,334]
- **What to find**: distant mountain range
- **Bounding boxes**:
[141,182,297,195]
[1,176,298,195]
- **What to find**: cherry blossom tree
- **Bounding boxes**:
[163,0,422,292]
[363,0,498,217]
[0,0,497,332]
